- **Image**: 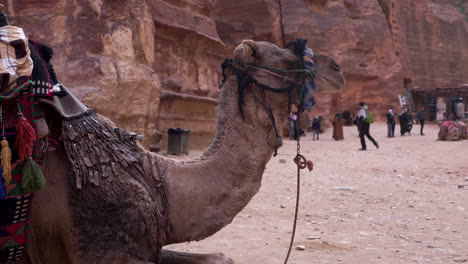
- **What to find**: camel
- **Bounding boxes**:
[438,121,467,141]
[16,39,344,264]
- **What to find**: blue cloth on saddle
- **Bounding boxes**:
[303,47,316,111]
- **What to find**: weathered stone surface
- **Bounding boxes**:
[159,91,218,150]
[150,0,225,150]
[8,0,225,149]
[5,0,467,149]
[8,0,161,147]
[213,0,467,121]
[380,0,468,89]
[213,0,283,50]
[214,0,404,120]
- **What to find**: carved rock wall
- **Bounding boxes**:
[214,0,404,119]
[150,0,225,150]
[216,0,467,120]
[379,0,468,89]
[7,0,226,149]
[5,0,467,149]
[8,0,161,147]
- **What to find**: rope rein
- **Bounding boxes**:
[246,57,314,263]
[248,83,284,156]
[282,111,312,264]
[245,60,313,262]
[220,57,314,263]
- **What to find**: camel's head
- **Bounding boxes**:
[224,39,344,149]
[233,40,303,107]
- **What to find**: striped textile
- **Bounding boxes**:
[0,26,33,92]
[303,47,316,111]
[0,82,40,263]
[0,194,32,263]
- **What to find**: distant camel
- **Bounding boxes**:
[438,121,467,141]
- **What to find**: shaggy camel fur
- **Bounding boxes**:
[19,40,342,264]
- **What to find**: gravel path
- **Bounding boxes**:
[167,123,468,264]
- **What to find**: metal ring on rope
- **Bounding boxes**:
[293,154,307,169]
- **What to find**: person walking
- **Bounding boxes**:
[357,102,379,150]
[418,107,426,135]
[386,109,396,137]
[399,110,410,136]
[332,114,344,141]
[312,116,320,141]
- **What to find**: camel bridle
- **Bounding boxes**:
[220,58,314,156]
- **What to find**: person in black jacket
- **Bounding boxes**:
[311,116,320,141]
[386,109,396,137]
[407,112,414,134]
[357,102,379,150]
[399,110,410,136]
[417,108,426,135]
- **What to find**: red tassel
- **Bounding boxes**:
[15,117,36,161]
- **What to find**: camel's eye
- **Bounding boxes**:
[286,60,300,69]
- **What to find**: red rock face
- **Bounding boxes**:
[4,0,467,149]
[214,0,404,119]
[149,0,225,149]
[381,0,468,89]
[8,0,162,147]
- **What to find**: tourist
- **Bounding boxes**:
[353,112,360,135]
[418,107,426,135]
[312,116,320,141]
[399,110,410,136]
[357,102,379,150]
[332,114,344,141]
[386,109,396,137]
[407,111,414,134]
[287,114,296,140]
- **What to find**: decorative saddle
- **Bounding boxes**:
[0,25,70,263]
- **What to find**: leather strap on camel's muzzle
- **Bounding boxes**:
[219,58,313,156]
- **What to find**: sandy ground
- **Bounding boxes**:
[166,123,468,264]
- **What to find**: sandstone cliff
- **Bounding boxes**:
[380,0,468,89]
[5,0,467,149]
[9,0,161,147]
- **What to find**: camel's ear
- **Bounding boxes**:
[234,39,259,62]
[242,40,258,58]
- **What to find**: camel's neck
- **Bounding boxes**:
[164,77,277,243]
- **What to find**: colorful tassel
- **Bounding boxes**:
[0,168,5,199]
[1,139,12,186]
[21,157,46,193]
[15,116,36,161]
